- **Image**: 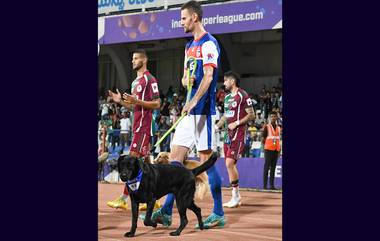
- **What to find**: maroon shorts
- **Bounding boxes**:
[224,131,245,160]
[130,132,151,157]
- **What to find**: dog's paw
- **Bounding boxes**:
[144,220,157,228]
[124,231,135,237]
[169,231,180,236]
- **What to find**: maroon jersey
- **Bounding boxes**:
[131,70,160,135]
[224,88,252,141]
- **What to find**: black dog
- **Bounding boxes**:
[118,152,218,237]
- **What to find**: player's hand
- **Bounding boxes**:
[108,89,122,103]
[181,99,197,115]
[228,122,238,130]
[189,75,195,86]
[123,93,138,105]
[183,75,195,88]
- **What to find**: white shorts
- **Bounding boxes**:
[171,114,216,151]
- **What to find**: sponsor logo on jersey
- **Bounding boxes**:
[246,98,252,106]
[231,101,237,108]
[225,110,235,118]
[207,53,214,60]
[151,82,158,93]
[137,85,142,92]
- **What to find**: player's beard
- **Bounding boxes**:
[133,62,143,71]
[184,23,193,33]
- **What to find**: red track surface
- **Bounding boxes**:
[99,183,282,241]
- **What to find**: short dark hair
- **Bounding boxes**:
[224,71,240,87]
[270,111,278,116]
[133,49,148,59]
[181,0,203,21]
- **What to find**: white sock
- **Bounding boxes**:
[232,187,240,198]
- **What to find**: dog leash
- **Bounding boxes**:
[150,57,197,153]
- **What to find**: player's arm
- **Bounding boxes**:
[182,65,214,114]
[181,48,190,88]
[215,115,227,130]
[108,89,134,110]
[122,93,161,110]
[191,65,213,103]
[181,69,196,88]
[240,106,256,125]
[118,99,134,110]
[227,107,255,130]
[181,66,189,88]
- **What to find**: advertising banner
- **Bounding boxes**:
[215,157,282,189]
[99,0,282,44]
[98,0,208,15]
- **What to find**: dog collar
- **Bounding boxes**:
[126,169,143,193]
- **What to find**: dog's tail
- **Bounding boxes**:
[191,152,218,177]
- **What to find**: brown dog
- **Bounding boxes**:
[153,152,210,200]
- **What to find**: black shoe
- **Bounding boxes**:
[270,186,277,190]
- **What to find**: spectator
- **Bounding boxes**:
[271,86,276,95]
[264,91,272,118]
[249,93,258,107]
[260,85,267,97]
[255,112,266,128]
[216,85,226,106]
[157,115,171,152]
[110,110,120,148]
[166,86,174,102]
[243,132,251,157]
[250,134,262,158]
[169,95,180,125]
[119,111,132,149]
[101,101,110,120]
[277,111,283,127]
[248,121,257,137]
[160,97,170,117]
[262,111,281,190]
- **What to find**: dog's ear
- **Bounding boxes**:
[153,155,160,164]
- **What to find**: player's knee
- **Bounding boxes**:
[169,154,184,163]
[225,158,235,169]
[169,147,187,162]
